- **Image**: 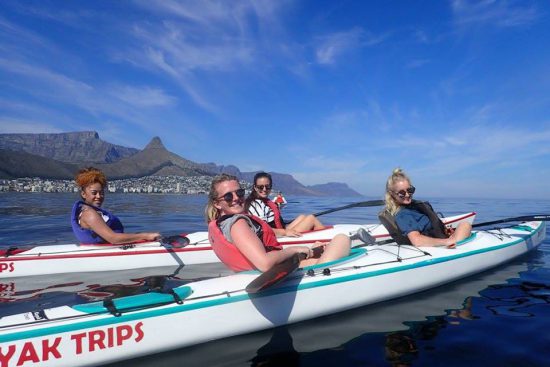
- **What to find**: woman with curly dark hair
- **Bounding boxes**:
[71,167,160,244]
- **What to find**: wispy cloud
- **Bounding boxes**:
[394,124,550,176]
[315,27,387,65]
[0,117,63,134]
[121,0,291,112]
[406,59,431,69]
[108,85,177,108]
[451,0,540,28]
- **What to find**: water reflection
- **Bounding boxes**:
[0,263,231,315]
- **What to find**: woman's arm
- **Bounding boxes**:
[80,209,160,244]
[230,218,311,272]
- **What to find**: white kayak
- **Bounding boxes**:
[0,212,476,278]
[0,219,544,367]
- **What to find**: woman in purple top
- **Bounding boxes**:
[71,167,160,244]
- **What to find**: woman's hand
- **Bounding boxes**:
[311,241,327,258]
[292,246,313,259]
[445,226,456,237]
[144,232,161,241]
[284,228,302,237]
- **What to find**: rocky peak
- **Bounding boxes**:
[143,136,166,151]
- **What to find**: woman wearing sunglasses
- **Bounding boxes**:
[71,167,161,244]
[206,174,350,272]
[380,168,471,248]
[245,172,325,237]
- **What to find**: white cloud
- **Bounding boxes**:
[116,1,290,112]
[0,118,63,134]
[109,85,177,108]
[451,0,539,28]
[406,59,431,69]
[316,27,387,65]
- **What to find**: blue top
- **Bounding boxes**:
[71,201,124,244]
[395,207,433,236]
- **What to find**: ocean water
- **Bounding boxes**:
[1,192,549,366]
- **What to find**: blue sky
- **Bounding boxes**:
[1,1,549,199]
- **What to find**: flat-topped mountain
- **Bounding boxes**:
[0,132,362,196]
[0,131,138,163]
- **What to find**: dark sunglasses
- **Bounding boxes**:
[393,186,415,198]
[217,188,246,203]
[255,184,272,191]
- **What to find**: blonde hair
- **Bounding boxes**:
[205,174,240,223]
[384,168,412,215]
[75,167,106,190]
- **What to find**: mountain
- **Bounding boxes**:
[0,149,77,179]
[197,163,242,177]
[95,137,213,179]
[0,132,363,196]
[308,182,362,197]
[0,131,138,163]
[240,172,322,196]
[0,136,211,180]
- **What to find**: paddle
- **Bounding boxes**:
[160,235,191,248]
[246,246,324,294]
[472,214,550,228]
[283,199,384,225]
[311,199,385,217]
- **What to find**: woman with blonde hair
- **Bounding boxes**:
[71,167,160,244]
[206,174,350,272]
[380,168,471,248]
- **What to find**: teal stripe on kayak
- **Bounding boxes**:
[457,232,477,246]
[303,247,367,270]
[0,221,543,343]
[236,247,367,275]
[69,251,366,314]
[513,225,535,232]
[73,287,192,314]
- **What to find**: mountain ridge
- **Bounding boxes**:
[0,131,138,163]
[0,132,362,196]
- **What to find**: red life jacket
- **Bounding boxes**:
[260,198,285,229]
[208,214,282,272]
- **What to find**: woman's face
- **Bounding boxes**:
[214,180,246,215]
[254,177,272,198]
[81,182,105,207]
[390,179,414,206]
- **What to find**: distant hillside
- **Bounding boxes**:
[308,182,363,197]
[0,149,77,179]
[0,131,138,163]
[240,172,322,196]
[197,163,242,177]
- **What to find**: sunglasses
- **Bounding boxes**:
[393,186,415,198]
[255,185,272,191]
[217,188,246,203]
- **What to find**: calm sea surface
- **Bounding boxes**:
[1,193,549,366]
